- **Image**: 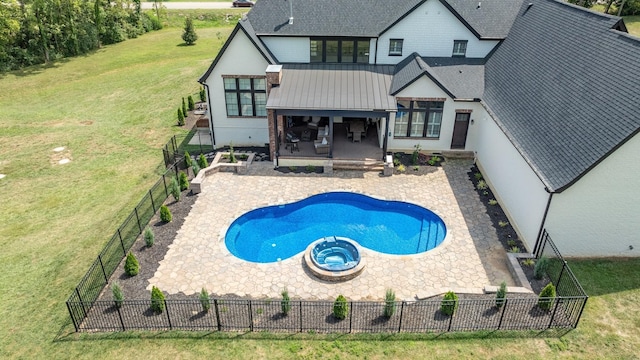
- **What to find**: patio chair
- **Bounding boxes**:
[314,137,330,154]
[307,116,322,130]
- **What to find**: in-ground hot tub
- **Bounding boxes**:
[303,237,365,281]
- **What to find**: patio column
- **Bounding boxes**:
[382,112,390,160]
[329,116,334,158]
[266,65,283,161]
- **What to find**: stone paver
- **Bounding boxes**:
[148,160,515,301]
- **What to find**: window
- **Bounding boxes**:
[223,77,266,117]
[389,39,403,56]
[394,100,444,138]
[452,40,467,57]
[310,38,370,63]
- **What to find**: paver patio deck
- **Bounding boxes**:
[148,160,515,301]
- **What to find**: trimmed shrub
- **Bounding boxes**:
[144,227,155,247]
[333,295,348,320]
[199,86,206,102]
[124,252,139,276]
[170,177,181,201]
[151,286,166,313]
[534,256,549,280]
[188,95,195,111]
[496,281,507,308]
[179,171,189,191]
[384,289,396,318]
[199,288,211,312]
[192,163,201,176]
[112,281,124,308]
[177,107,185,126]
[184,151,193,167]
[281,288,291,315]
[538,283,556,311]
[441,291,459,316]
[198,153,208,169]
[182,97,187,118]
[160,205,172,223]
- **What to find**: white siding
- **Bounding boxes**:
[261,36,310,63]
[475,116,549,251]
[387,77,483,153]
[545,134,640,256]
[204,29,271,147]
[376,0,498,64]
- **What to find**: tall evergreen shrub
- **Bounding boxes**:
[181,97,187,118]
[182,17,198,45]
[188,95,195,111]
[151,286,165,313]
[177,107,185,126]
[333,295,348,320]
[179,171,189,191]
[124,252,139,276]
[160,205,172,222]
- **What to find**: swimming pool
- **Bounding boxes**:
[224,192,447,263]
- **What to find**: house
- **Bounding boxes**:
[198,0,640,257]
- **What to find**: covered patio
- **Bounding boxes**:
[265,64,397,163]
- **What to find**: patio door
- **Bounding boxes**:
[451,113,470,149]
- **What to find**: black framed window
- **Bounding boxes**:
[394,100,444,138]
[310,38,370,63]
[223,77,266,117]
[452,40,468,57]
[389,39,403,56]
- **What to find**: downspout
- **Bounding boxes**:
[533,191,553,256]
[374,38,378,64]
[202,83,216,149]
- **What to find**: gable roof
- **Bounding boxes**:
[248,0,423,37]
[391,54,484,100]
[198,18,277,83]
[483,0,640,192]
[248,0,519,39]
[441,0,525,39]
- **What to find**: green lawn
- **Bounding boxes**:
[625,15,640,36]
[1,11,639,360]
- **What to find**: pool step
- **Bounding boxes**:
[332,159,384,172]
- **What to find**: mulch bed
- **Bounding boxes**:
[467,164,552,294]
[392,152,443,175]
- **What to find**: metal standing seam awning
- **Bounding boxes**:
[266,63,397,115]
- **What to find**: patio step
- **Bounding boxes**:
[332,159,384,172]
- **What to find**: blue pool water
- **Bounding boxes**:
[225,192,447,263]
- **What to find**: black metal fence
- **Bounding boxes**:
[66,230,587,334]
[163,127,214,167]
[66,162,184,331]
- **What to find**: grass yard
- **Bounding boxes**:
[0,10,639,360]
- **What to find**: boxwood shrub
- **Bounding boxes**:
[333,295,348,320]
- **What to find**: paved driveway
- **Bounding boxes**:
[149,160,514,301]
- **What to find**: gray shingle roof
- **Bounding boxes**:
[483,0,640,192]
[248,0,423,37]
[267,64,397,111]
[391,54,484,99]
[248,0,519,39]
[442,0,525,39]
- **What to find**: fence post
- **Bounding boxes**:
[162,174,169,197]
[548,296,561,329]
[116,303,125,331]
[299,301,303,332]
[497,298,508,330]
[556,261,567,290]
[97,254,108,283]
[75,288,87,318]
[66,301,79,332]
[213,299,222,331]
[134,207,142,234]
[164,300,172,330]
[397,301,405,333]
[149,190,156,213]
[248,300,254,332]
[348,302,353,333]
[117,229,126,255]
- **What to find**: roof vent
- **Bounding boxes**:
[477,2,481,9]
[288,0,294,25]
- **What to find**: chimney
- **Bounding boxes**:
[265,65,283,95]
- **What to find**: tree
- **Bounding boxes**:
[182,16,197,45]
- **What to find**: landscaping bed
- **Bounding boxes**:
[392,151,443,175]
